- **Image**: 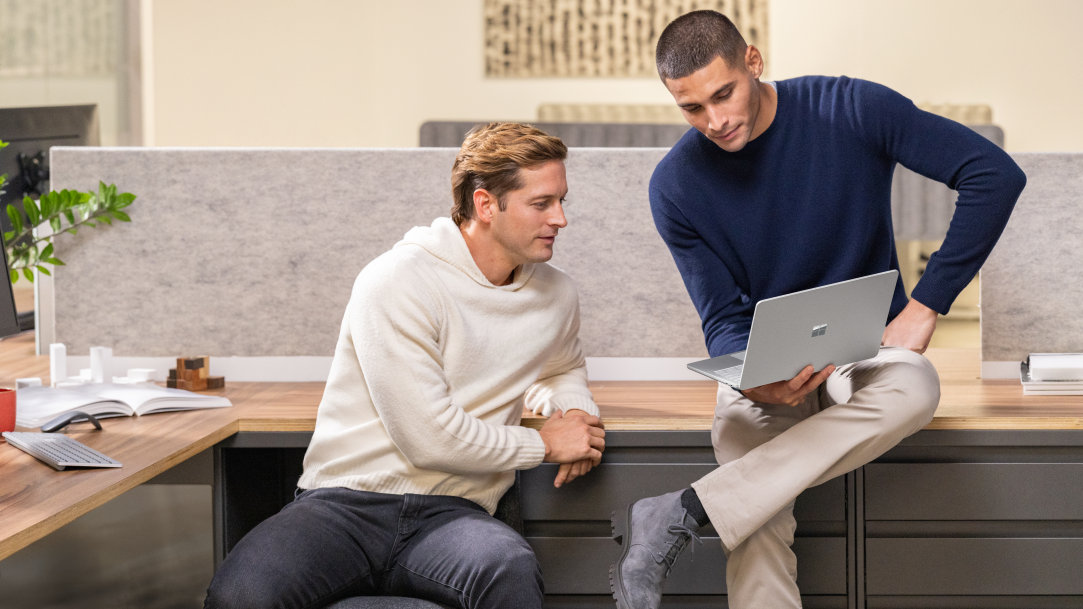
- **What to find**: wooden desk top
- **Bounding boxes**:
[3,332,1083,560]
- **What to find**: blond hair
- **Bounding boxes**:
[451,122,567,226]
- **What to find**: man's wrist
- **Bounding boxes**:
[906,297,939,318]
[539,437,552,462]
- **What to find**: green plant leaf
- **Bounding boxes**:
[6,214,21,236]
[4,180,137,280]
[70,190,87,211]
[24,196,41,226]
[6,204,22,235]
[39,192,53,218]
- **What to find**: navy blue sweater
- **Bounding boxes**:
[650,76,1026,357]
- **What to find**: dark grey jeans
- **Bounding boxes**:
[204,487,543,609]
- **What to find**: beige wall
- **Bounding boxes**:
[149,0,1083,151]
[150,0,670,147]
[769,0,1083,153]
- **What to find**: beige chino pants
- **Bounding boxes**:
[690,347,941,608]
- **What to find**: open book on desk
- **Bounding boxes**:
[15,383,232,429]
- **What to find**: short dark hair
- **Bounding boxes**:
[450,122,568,226]
[655,10,747,82]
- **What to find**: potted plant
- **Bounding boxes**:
[1,138,136,283]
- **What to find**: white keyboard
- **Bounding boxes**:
[3,432,122,470]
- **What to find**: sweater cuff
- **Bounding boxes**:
[513,427,548,469]
[910,279,954,316]
[554,394,601,418]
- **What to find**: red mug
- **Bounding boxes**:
[0,387,15,434]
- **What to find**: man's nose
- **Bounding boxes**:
[706,104,728,133]
[550,202,568,228]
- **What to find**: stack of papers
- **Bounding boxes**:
[1020,353,1083,395]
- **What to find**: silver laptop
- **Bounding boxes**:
[687,270,898,390]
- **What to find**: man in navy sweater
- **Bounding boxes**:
[610,10,1026,609]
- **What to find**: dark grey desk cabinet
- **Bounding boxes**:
[214,429,1083,609]
[862,431,1083,609]
[518,431,849,609]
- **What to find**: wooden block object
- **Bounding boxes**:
[171,356,217,391]
[178,357,204,372]
[182,371,208,391]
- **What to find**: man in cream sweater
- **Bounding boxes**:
[205,123,606,609]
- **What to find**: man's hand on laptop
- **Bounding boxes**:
[743,364,836,407]
[881,299,938,354]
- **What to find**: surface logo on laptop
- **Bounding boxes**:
[811,324,828,337]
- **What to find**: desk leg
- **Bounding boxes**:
[212,445,225,568]
[212,444,306,567]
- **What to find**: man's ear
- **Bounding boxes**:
[473,188,496,224]
[745,45,764,80]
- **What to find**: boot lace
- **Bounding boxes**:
[653,522,701,576]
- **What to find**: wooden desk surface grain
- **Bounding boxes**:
[2,332,1083,560]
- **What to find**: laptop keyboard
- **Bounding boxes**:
[3,432,122,470]
[712,364,744,386]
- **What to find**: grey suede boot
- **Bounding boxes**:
[610,489,701,609]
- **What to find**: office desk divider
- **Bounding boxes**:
[47,147,704,377]
[979,153,1083,376]
[47,148,1083,382]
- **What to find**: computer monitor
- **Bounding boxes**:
[0,105,101,331]
[0,104,101,222]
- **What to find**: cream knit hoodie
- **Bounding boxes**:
[298,217,599,513]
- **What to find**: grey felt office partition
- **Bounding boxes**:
[980,153,1083,365]
[48,148,1079,370]
[48,147,704,358]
